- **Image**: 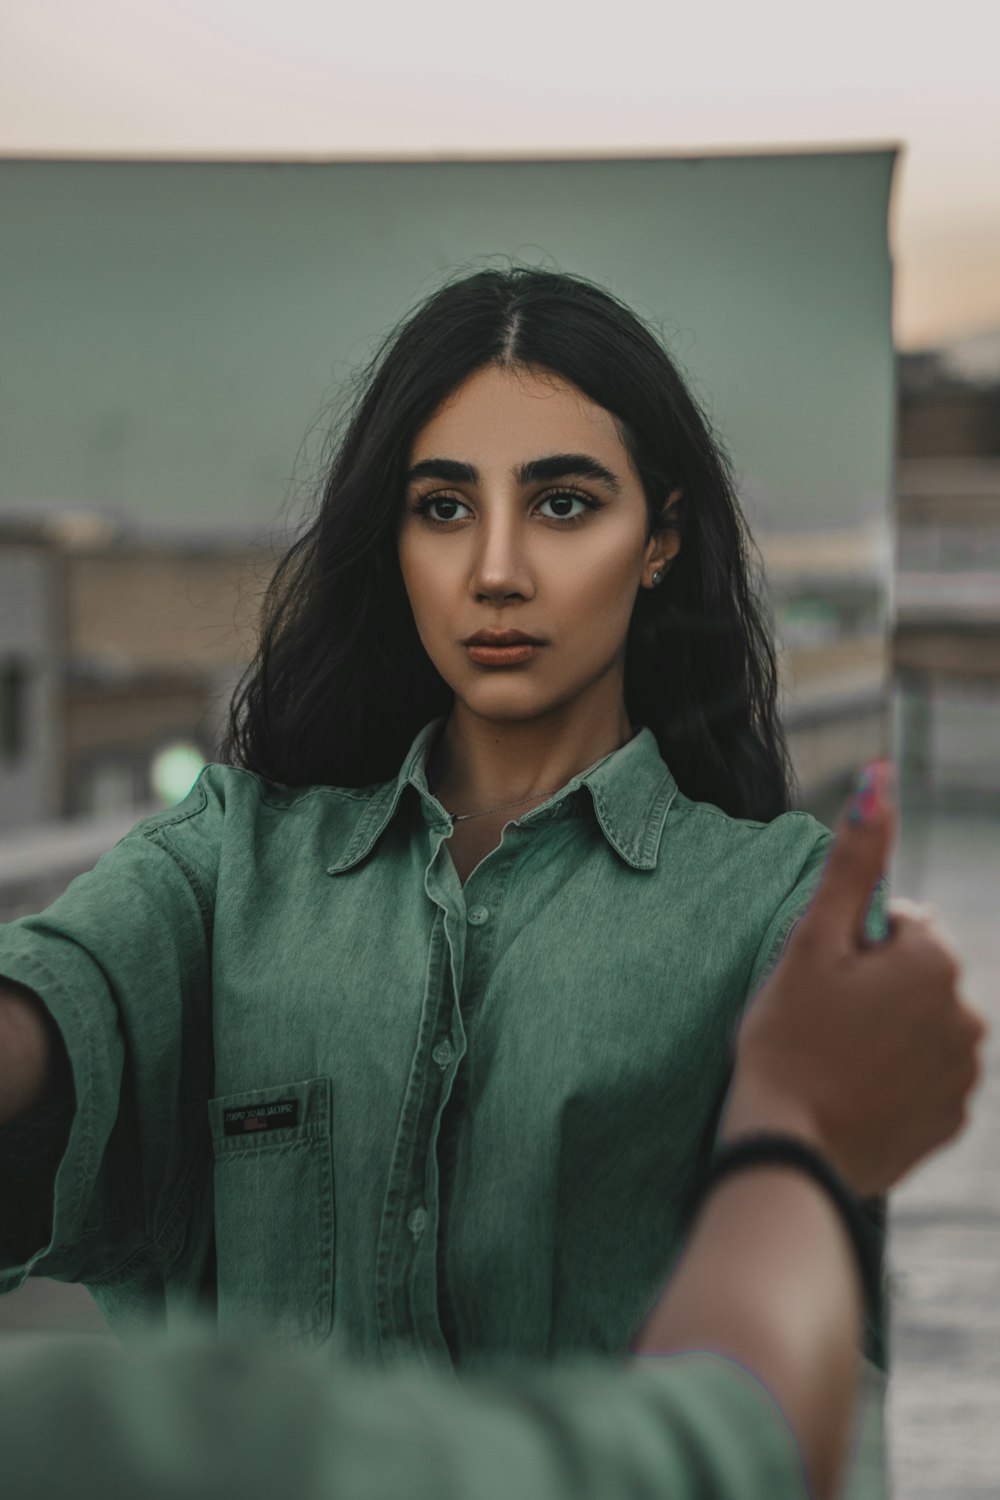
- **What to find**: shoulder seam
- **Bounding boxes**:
[144,833,214,939]
[128,777,215,936]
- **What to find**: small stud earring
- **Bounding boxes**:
[651,569,664,587]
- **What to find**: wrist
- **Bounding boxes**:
[719,1074,827,1153]
[688,1134,879,1340]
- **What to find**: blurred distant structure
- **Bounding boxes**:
[0,524,61,829]
[894,330,1000,809]
[61,523,270,817]
[764,529,888,825]
[0,512,271,836]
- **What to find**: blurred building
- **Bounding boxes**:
[893,333,1000,809]
[763,530,889,823]
[61,523,270,817]
[0,513,272,834]
[0,524,61,829]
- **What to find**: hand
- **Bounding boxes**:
[721,761,988,1196]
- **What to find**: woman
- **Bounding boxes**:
[0,268,888,1379]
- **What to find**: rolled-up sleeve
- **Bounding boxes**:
[0,770,221,1293]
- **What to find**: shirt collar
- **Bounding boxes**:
[578,726,680,869]
[326,717,679,875]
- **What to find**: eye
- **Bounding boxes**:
[409,495,472,523]
[407,489,603,526]
[536,490,601,522]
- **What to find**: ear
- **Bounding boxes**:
[647,487,684,568]
[657,487,685,530]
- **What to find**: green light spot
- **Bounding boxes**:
[151,744,206,806]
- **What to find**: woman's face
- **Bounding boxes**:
[397,362,679,726]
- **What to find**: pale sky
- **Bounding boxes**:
[3,0,998,349]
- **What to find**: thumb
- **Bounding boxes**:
[793,760,898,953]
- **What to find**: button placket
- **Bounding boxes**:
[457,868,508,1017]
[374,899,458,1352]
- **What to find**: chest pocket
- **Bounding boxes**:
[207,1076,334,1347]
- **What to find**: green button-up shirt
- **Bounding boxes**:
[0,718,887,1493]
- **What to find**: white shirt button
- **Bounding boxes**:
[408,1207,427,1239]
[467,905,489,926]
[432,1039,454,1068]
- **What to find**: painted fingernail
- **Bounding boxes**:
[847,760,897,824]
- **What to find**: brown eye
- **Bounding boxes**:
[427,499,462,521]
[410,496,471,523]
[537,491,602,522]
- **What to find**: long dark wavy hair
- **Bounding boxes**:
[224,265,796,821]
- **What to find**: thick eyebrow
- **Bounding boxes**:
[405,452,623,496]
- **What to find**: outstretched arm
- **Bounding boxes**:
[0,1332,806,1500]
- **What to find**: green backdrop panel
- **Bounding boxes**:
[0,152,894,538]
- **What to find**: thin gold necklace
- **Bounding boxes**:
[450,787,563,823]
[437,726,639,824]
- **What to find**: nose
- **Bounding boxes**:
[469,507,535,603]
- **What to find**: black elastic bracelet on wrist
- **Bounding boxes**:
[688,1134,883,1335]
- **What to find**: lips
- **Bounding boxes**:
[463,631,545,646]
[464,638,543,667]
